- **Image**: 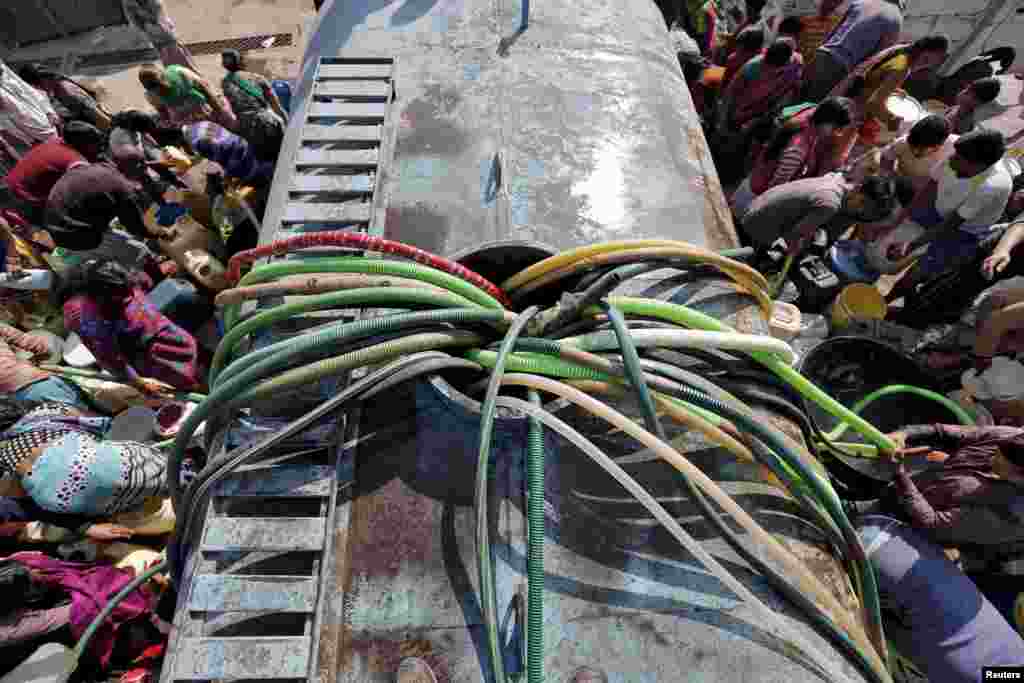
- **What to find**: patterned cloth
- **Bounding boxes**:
[0,403,109,480]
[63,287,201,390]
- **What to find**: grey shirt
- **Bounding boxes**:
[741,173,854,247]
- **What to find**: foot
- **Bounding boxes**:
[396,658,437,683]
[569,667,608,683]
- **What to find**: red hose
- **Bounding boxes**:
[225,230,512,306]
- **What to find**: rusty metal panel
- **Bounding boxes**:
[214,464,334,498]
[291,175,375,194]
[202,518,326,552]
[315,82,391,99]
[295,149,378,168]
[189,575,317,612]
[173,637,310,679]
[282,202,372,224]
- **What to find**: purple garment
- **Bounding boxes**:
[820,0,903,71]
[184,122,274,184]
[10,552,157,667]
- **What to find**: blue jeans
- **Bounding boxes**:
[857,515,1024,682]
[14,377,91,411]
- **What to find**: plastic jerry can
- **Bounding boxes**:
[792,255,842,313]
[146,278,214,332]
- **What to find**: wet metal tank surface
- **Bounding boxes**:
[252,2,872,682]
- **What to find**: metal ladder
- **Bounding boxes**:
[161,57,398,683]
[262,56,397,244]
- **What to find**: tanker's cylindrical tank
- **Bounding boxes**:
[285,2,873,682]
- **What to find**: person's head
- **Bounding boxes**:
[61,121,105,161]
[777,16,803,39]
[992,443,1024,484]
[150,124,187,150]
[138,64,168,93]
[906,114,950,158]
[909,34,950,72]
[110,109,159,135]
[810,96,854,137]
[221,49,243,73]
[950,128,1006,178]
[764,39,794,68]
[735,27,765,56]
[846,176,896,220]
[16,63,56,89]
[64,258,136,300]
[957,76,1001,109]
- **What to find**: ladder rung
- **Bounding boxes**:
[282,202,372,223]
[189,575,317,612]
[202,518,325,552]
[314,81,390,99]
[172,637,310,679]
[291,174,373,194]
[301,124,381,142]
[215,464,334,498]
[295,148,378,167]
[318,63,392,79]
[308,102,387,119]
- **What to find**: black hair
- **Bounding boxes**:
[858,176,896,210]
[62,121,105,152]
[736,27,765,52]
[222,49,243,72]
[911,34,950,55]
[764,39,794,67]
[60,258,136,301]
[149,125,186,149]
[978,46,1016,73]
[110,109,159,134]
[844,75,866,100]
[763,98,851,161]
[777,16,803,37]
[17,63,46,86]
[892,176,916,207]
[955,128,1006,168]
[906,114,950,148]
[971,76,1001,104]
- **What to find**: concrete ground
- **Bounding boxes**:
[10,0,318,115]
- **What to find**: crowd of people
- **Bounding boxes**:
[671,0,1024,681]
[0,45,293,683]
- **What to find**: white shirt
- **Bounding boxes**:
[931,157,1014,235]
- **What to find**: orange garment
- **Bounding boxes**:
[798,13,842,67]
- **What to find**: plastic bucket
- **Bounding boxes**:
[830,283,886,329]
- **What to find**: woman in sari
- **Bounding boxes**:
[731,96,855,218]
[828,36,950,161]
[138,63,236,131]
[220,50,287,161]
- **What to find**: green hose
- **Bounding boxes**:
[210,287,482,382]
[169,331,483,507]
[525,389,545,683]
[826,384,975,441]
[603,297,898,453]
[477,307,539,683]
[66,559,168,679]
[222,257,504,331]
[214,308,509,389]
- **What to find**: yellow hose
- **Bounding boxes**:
[499,373,888,680]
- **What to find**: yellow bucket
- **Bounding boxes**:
[830,283,886,328]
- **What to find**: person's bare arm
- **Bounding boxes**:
[261,81,287,120]
[983,221,1024,280]
[866,70,907,128]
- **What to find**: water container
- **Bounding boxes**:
[146,278,214,332]
[827,240,881,285]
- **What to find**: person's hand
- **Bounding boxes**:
[887,431,908,451]
[137,378,176,398]
[982,250,1012,280]
[85,524,134,542]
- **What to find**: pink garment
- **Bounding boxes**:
[728,53,804,127]
[11,551,157,667]
[749,108,848,196]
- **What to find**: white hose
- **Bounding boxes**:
[498,373,889,682]
[493,394,862,683]
[561,329,798,366]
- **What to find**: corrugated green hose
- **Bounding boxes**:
[210,287,481,382]
[222,256,504,331]
[826,384,975,441]
[525,389,545,683]
[214,308,511,388]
